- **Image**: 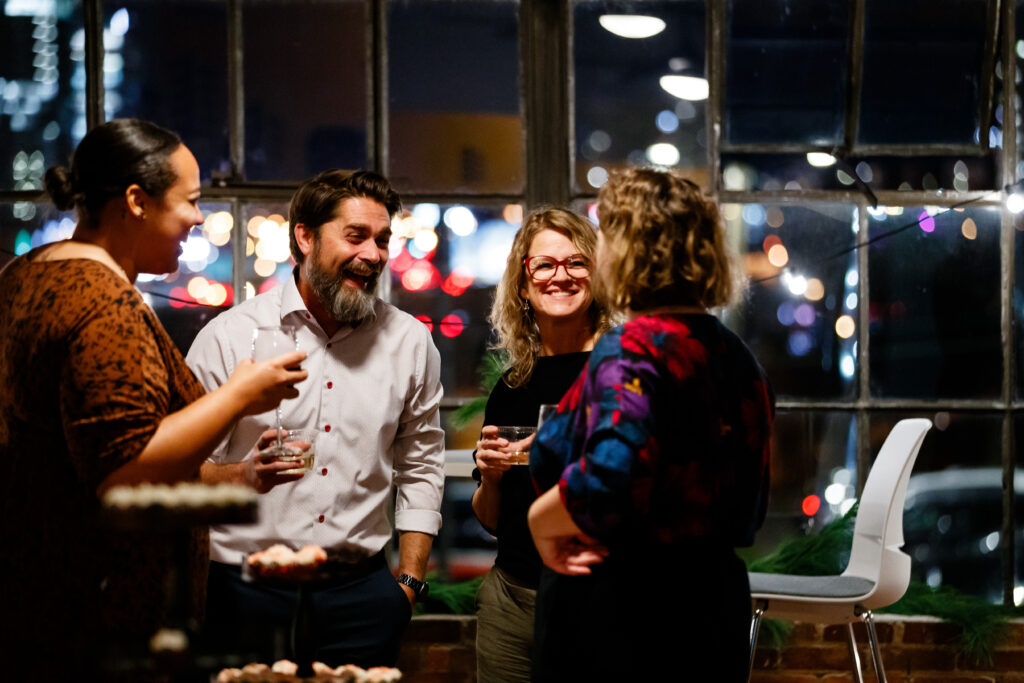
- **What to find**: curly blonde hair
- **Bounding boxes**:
[489,207,611,388]
[596,168,740,312]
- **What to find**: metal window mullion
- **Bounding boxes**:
[369,0,387,174]
[83,0,105,129]
[720,189,999,206]
[708,0,725,196]
[521,0,570,207]
[227,0,244,181]
[842,0,865,153]
[231,197,245,307]
[999,0,1017,607]
[856,197,871,493]
[978,0,1001,155]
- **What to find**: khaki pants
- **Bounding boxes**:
[475,566,536,683]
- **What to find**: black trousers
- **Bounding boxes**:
[203,557,412,668]
[532,543,752,682]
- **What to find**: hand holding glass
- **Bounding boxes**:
[497,426,536,466]
[251,325,298,451]
[264,428,316,475]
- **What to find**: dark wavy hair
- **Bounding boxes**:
[43,118,182,227]
[288,169,402,264]
[596,168,740,312]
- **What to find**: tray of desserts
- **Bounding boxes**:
[101,482,258,530]
[215,659,402,682]
[243,544,378,585]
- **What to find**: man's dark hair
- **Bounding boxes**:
[288,169,401,264]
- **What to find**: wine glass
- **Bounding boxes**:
[537,403,558,431]
[251,325,298,450]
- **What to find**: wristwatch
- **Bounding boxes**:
[397,573,429,600]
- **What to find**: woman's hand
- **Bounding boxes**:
[475,425,524,483]
[532,534,609,576]
[242,429,307,493]
[223,350,308,416]
[528,485,608,575]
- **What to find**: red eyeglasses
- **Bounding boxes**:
[522,254,591,281]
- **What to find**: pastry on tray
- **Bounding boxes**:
[216,659,402,682]
[246,544,329,581]
[101,482,257,528]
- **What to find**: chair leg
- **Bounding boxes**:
[846,623,865,683]
[861,609,887,683]
[748,601,766,681]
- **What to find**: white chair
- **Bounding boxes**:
[747,418,932,683]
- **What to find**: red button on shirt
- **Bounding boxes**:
[324,425,331,432]
[318,514,325,523]
[321,468,328,476]
[326,381,333,389]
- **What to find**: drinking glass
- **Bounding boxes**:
[251,325,298,450]
[273,428,317,475]
[537,403,558,431]
[496,426,536,466]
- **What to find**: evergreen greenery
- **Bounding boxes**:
[746,503,1022,664]
[449,351,507,430]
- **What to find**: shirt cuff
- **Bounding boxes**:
[395,508,442,536]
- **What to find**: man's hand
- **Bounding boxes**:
[397,531,433,608]
[242,429,306,493]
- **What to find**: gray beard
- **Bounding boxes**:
[307,256,379,325]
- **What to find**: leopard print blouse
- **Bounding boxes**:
[0,247,209,673]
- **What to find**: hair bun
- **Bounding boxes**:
[44,165,77,210]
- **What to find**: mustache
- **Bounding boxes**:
[343,261,382,278]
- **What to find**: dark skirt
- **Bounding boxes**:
[532,541,751,682]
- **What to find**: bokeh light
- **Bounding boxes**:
[801,494,821,517]
[835,315,856,339]
[767,244,789,267]
[804,278,824,302]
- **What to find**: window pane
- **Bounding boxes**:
[1017,414,1024,603]
[724,0,849,146]
[139,202,234,354]
[0,200,74,270]
[434,476,496,580]
[725,202,858,400]
[1017,214,1024,400]
[107,1,230,181]
[388,202,522,399]
[574,0,707,192]
[868,205,1001,398]
[244,0,366,181]
[0,3,82,191]
[748,410,857,561]
[880,412,1003,603]
[860,0,990,145]
[388,0,521,194]
[242,200,293,296]
[720,153,998,192]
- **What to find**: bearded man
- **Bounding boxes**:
[187,170,443,668]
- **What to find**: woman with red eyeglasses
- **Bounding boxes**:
[471,207,612,682]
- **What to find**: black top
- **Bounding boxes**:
[475,351,590,587]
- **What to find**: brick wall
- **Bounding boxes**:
[398,615,477,683]
[398,615,1024,683]
[751,615,1024,683]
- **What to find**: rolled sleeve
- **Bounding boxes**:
[391,330,445,536]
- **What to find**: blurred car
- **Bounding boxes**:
[902,468,1023,604]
